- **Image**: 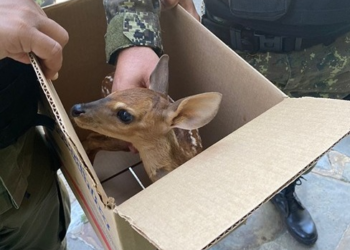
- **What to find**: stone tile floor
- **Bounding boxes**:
[59,134,350,250]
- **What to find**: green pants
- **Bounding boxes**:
[0,128,70,250]
[236,30,350,99]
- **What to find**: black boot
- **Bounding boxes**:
[271,178,318,245]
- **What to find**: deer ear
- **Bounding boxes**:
[166,92,222,130]
[149,54,169,96]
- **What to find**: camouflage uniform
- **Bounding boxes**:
[202,0,350,99]
[236,33,350,99]
[103,0,163,64]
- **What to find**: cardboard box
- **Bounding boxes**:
[32,0,350,249]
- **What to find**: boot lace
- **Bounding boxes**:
[286,177,306,211]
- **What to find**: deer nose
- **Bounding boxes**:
[70,104,85,117]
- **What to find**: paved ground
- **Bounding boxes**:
[52,1,350,249]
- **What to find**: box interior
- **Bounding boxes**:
[40,1,350,250]
[44,0,287,209]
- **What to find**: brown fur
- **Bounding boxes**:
[71,55,222,182]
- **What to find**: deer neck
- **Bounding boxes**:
[136,128,202,182]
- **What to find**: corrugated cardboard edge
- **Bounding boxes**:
[115,97,350,250]
[29,54,124,250]
[117,161,323,250]
[116,161,322,250]
[114,213,156,250]
[28,53,111,205]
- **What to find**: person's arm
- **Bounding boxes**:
[103,0,163,91]
[103,0,163,66]
[0,0,69,80]
[103,0,198,91]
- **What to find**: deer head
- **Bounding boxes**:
[71,55,222,181]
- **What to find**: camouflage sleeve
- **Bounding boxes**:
[103,0,163,64]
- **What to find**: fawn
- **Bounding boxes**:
[70,55,222,182]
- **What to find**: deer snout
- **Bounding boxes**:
[71,104,86,117]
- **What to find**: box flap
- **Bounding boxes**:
[30,54,124,250]
[29,53,104,195]
[116,97,350,250]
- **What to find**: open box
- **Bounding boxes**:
[33,0,350,249]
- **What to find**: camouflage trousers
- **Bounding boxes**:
[236,31,350,99]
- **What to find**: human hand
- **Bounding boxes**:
[112,47,159,92]
[111,47,160,153]
[161,0,200,21]
[0,0,69,80]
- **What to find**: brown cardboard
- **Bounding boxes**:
[116,97,350,250]
[31,0,350,249]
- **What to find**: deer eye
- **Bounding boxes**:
[117,109,134,124]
